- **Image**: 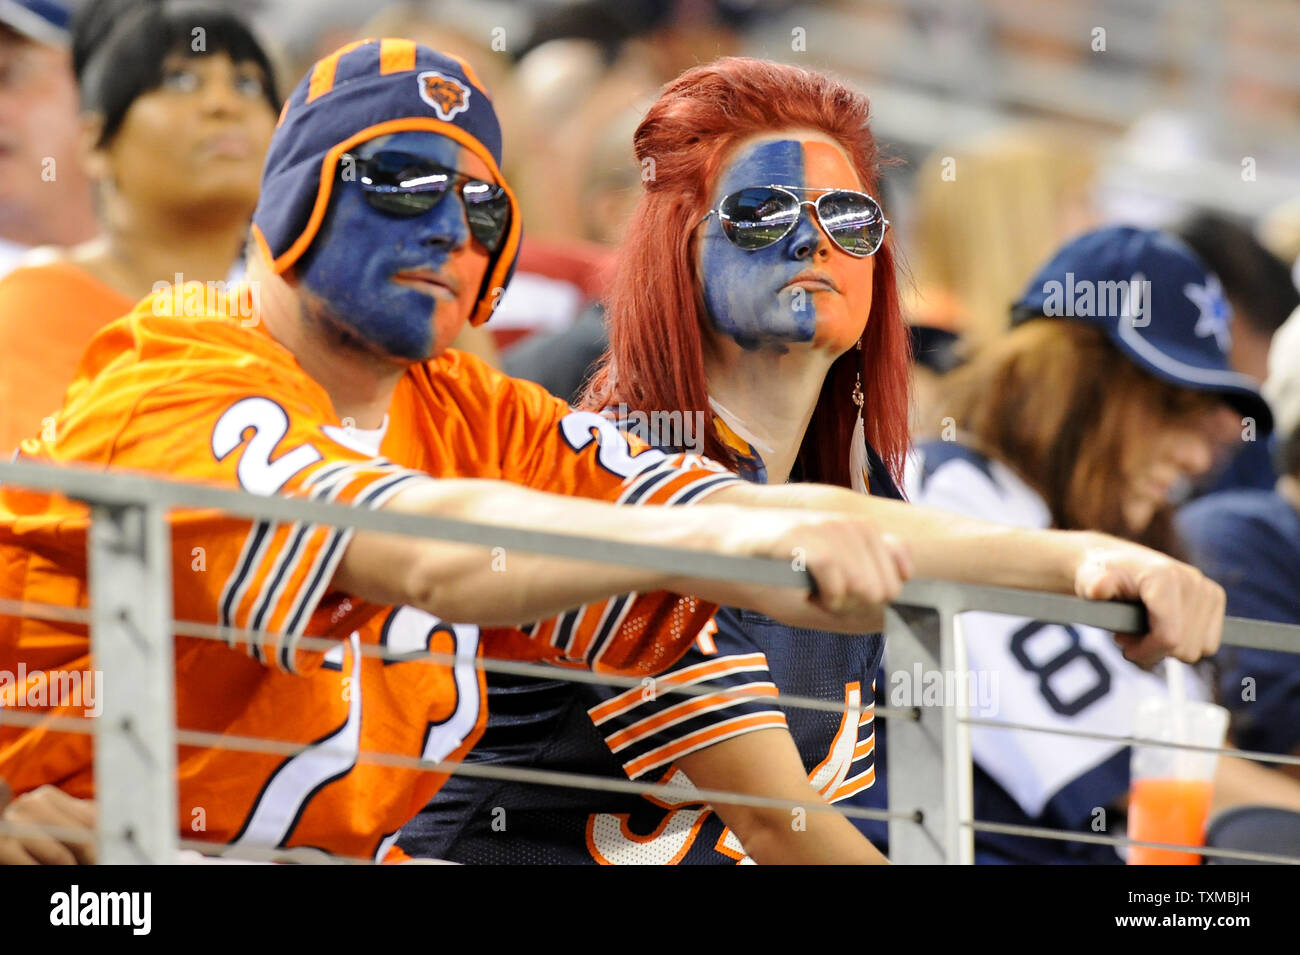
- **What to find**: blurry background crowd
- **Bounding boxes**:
[5,0,1300,404]
[2,0,1300,863]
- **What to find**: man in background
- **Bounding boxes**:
[0,0,95,277]
[1174,210,1300,494]
[1180,307,1300,772]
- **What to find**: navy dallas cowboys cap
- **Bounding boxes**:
[1011,225,1273,433]
[0,0,69,45]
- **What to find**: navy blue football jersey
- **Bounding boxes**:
[397,440,900,864]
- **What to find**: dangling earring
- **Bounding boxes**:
[849,337,868,494]
[851,338,864,409]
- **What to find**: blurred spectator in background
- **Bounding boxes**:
[907,324,960,438]
[1173,210,1300,495]
[1180,307,1300,776]
[0,0,96,278]
[0,0,279,452]
[904,227,1300,863]
[1259,197,1300,290]
[499,100,646,402]
[903,125,1098,342]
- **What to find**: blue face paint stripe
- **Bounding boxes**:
[700,139,819,349]
[295,130,483,361]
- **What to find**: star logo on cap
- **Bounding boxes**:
[1184,275,1232,353]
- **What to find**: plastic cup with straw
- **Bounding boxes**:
[1127,659,1229,864]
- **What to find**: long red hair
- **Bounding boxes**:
[582,57,910,487]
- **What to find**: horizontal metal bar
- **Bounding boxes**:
[962,714,1300,769]
[0,708,917,829]
[966,819,1300,866]
[0,595,912,724]
[897,579,1300,652]
[4,460,1297,652]
[0,459,808,590]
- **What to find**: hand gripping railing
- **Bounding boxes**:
[1,458,1298,864]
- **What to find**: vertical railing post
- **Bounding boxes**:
[885,597,976,864]
[939,609,974,865]
[884,603,948,863]
[89,503,176,863]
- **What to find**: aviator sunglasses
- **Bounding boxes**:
[698,185,889,257]
[342,150,511,252]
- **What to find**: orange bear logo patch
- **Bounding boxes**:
[417,70,471,121]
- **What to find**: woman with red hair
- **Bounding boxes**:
[399,58,1226,865]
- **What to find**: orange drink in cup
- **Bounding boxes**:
[1127,694,1228,865]
[1128,778,1215,864]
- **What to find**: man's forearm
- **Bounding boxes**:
[337,478,903,636]
[709,482,1091,594]
[339,479,704,625]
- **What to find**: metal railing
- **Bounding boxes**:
[0,457,1297,864]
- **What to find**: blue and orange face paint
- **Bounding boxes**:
[697,135,875,355]
[293,129,492,361]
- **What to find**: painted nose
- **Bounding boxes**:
[417,193,470,251]
[786,203,831,261]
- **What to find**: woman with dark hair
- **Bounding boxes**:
[400,60,1227,865]
[908,225,1300,863]
[0,0,279,451]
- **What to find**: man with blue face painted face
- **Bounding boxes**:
[0,40,913,861]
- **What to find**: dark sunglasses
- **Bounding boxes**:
[342,150,510,252]
[698,185,889,257]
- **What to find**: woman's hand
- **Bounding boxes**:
[1072,534,1225,667]
[0,781,97,865]
[702,506,913,633]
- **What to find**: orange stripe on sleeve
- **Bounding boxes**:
[605,683,780,751]
[622,712,788,778]
[588,653,769,724]
[853,735,876,760]
[379,38,417,75]
[831,766,876,802]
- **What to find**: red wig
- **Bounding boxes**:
[582,57,911,487]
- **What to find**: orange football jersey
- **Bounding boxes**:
[0,286,738,860]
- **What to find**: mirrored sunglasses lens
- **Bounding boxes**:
[718,187,799,250]
[357,153,451,217]
[817,192,885,255]
[464,183,510,251]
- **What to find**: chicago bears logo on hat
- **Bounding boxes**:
[418,70,470,121]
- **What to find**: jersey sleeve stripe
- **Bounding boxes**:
[248,464,412,656]
[248,464,387,664]
[829,766,876,802]
[219,520,273,630]
[853,733,875,761]
[578,592,634,663]
[621,711,789,779]
[552,607,584,651]
[605,682,780,753]
[275,471,430,673]
[617,463,683,505]
[588,652,770,724]
[668,474,742,506]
